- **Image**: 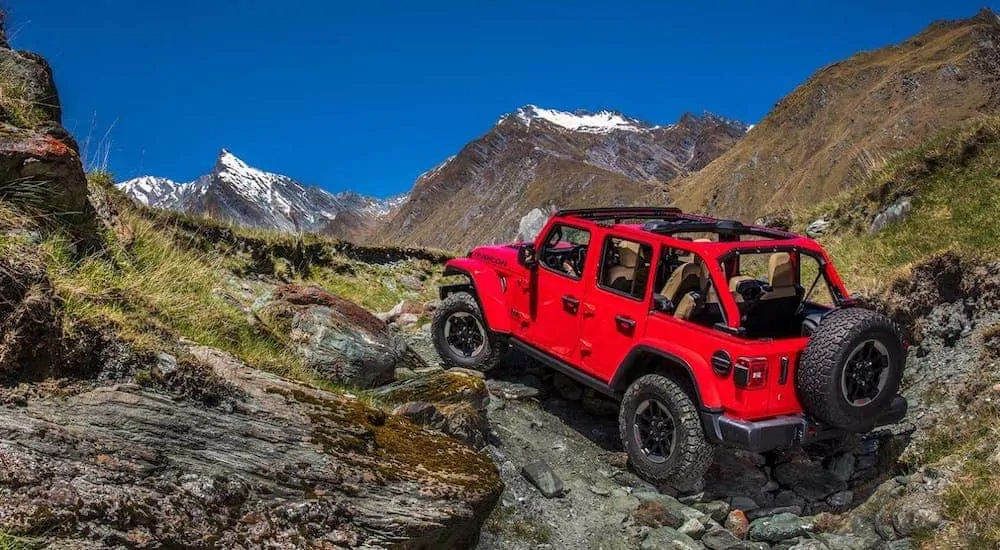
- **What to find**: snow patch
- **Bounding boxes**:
[506,105,649,133]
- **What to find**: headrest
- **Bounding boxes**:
[693,238,712,243]
[729,275,754,292]
[617,247,638,268]
[768,252,795,288]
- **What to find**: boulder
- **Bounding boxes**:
[748,512,814,542]
[521,461,564,498]
[373,369,490,448]
[725,509,750,539]
[252,284,425,388]
[869,196,912,233]
[516,207,550,242]
[0,344,502,548]
[702,527,741,550]
[773,459,846,502]
[641,527,702,550]
[806,218,830,237]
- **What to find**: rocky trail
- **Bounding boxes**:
[392,252,1000,549]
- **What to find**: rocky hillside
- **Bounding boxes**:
[670,8,1000,221]
[120,149,405,241]
[374,106,749,251]
[0,30,506,547]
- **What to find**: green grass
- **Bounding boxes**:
[801,116,1000,294]
[36,174,444,389]
[0,532,40,550]
[0,59,48,129]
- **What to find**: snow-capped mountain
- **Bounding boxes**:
[375,105,750,251]
[119,150,404,240]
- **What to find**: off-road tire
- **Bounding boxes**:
[619,374,715,489]
[797,308,905,431]
[432,292,502,371]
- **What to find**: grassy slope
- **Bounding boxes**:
[670,10,1000,222]
[1,174,446,389]
[799,116,1000,293]
[799,116,1000,548]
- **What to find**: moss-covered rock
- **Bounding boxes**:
[252,283,426,388]
[374,370,490,448]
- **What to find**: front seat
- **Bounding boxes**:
[674,291,701,321]
[762,252,798,299]
[661,262,704,306]
[608,246,638,291]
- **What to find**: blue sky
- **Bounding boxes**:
[8,0,992,197]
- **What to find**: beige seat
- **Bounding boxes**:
[729,275,755,303]
[607,246,639,290]
[762,252,798,299]
[661,262,704,306]
[674,291,700,321]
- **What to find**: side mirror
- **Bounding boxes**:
[517,244,537,268]
[652,293,675,313]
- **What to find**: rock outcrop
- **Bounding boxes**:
[252,284,426,388]
[0,36,95,238]
[0,344,502,548]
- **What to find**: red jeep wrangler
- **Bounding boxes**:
[431,207,906,487]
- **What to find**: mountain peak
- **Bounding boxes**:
[215,148,251,172]
[504,104,650,133]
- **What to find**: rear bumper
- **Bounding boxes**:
[701,395,908,453]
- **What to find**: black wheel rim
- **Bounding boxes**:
[841,339,891,406]
[633,398,677,464]
[443,312,486,358]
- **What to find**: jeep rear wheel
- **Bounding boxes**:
[797,308,905,431]
[619,374,715,489]
[432,292,502,371]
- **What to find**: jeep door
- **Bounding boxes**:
[578,234,656,381]
[522,222,595,362]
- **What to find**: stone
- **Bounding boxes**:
[773,460,846,502]
[820,532,882,550]
[634,500,686,529]
[693,500,731,522]
[486,379,541,400]
[806,218,830,237]
[731,496,760,512]
[725,509,751,539]
[787,540,826,550]
[870,196,912,233]
[374,370,490,448]
[521,461,564,498]
[748,512,813,542]
[827,453,856,482]
[702,528,741,550]
[641,527,702,550]
[552,373,584,400]
[886,540,912,550]
[774,490,803,508]
[635,492,707,523]
[891,499,943,537]
[728,543,771,550]
[677,517,706,539]
[395,313,420,326]
[705,451,771,499]
[516,207,550,242]
[252,284,425,388]
[0,343,501,548]
[394,367,417,381]
[825,490,853,512]
[747,505,803,521]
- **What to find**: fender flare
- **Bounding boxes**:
[611,342,722,410]
[440,258,512,334]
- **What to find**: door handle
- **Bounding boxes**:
[615,315,637,332]
[561,295,580,312]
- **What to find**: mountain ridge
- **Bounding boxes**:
[374,105,750,251]
[120,149,405,240]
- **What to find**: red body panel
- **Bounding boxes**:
[442,212,851,423]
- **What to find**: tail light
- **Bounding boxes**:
[734,357,768,389]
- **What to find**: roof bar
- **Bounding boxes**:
[556,206,684,222]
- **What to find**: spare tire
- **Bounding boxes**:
[796,308,905,431]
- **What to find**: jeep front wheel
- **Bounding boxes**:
[619,374,715,489]
[431,292,502,371]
